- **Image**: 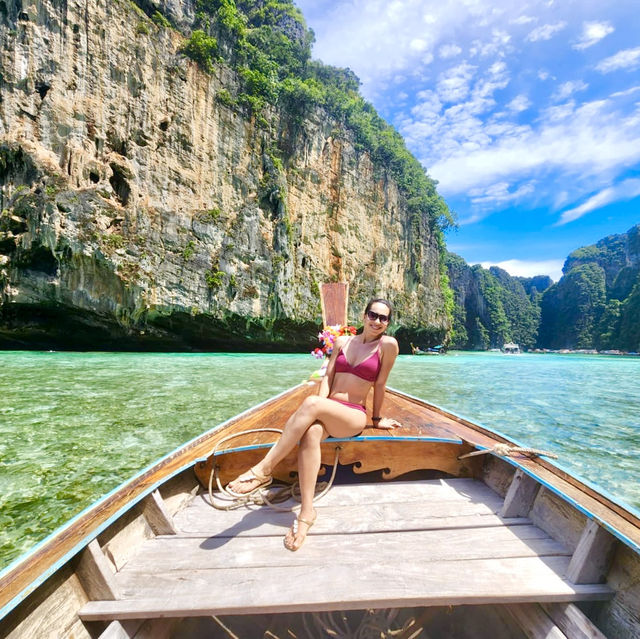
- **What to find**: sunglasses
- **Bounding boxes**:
[366,310,390,323]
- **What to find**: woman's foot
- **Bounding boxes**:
[226,466,272,496]
[284,509,317,551]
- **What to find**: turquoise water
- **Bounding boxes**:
[1,350,638,569]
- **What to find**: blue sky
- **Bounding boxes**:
[294,0,640,281]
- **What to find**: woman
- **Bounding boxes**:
[227,298,400,550]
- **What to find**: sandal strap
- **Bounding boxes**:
[296,512,317,528]
[238,468,271,483]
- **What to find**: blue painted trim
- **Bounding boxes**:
[0,384,305,621]
[207,434,462,457]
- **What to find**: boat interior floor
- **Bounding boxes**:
[79,477,612,623]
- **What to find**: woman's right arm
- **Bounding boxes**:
[318,335,347,398]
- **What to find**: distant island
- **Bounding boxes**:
[446,223,640,354]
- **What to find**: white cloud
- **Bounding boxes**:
[526,21,567,42]
[469,180,536,207]
[410,38,428,52]
[552,80,588,102]
[557,178,640,225]
[507,94,531,112]
[437,63,476,103]
[511,15,536,26]
[479,259,564,281]
[427,99,640,197]
[439,43,462,59]
[470,29,512,57]
[596,47,640,73]
[573,21,614,50]
[611,86,640,98]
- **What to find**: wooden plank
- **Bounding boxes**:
[505,603,568,639]
[142,490,176,536]
[175,479,512,538]
[116,526,568,576]
[75,540,120,600]
[530,488,587,553]
[0,568,91,639]
[320,282,348,326]
[541,603,607,639]
[567,520,617,584]
[501,469,541,518]
[175,501,529,538]
[79,556,613,621]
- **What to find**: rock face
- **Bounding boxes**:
[0,0,449,350]
[446,253,547,350]
[538,224,640,351]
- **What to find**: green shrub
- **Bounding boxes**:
[180,30,218,73]
[204,268,225,289]
[152,11,172,28]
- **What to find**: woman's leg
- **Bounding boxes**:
[228,396,365,494]
[284,422,324,550]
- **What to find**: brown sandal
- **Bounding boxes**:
[226,467,272,497]
[284,510,317,551]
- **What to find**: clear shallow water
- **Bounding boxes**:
[1,350,638,569]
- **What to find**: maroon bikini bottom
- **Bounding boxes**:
[329,397,366,413]
[326,397,366,438]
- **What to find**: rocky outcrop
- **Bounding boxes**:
[0,0,449,350]
[538,224,640,351]
[446,253,545,350]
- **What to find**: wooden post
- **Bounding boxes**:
[76,539,120,600]
[143,490,177,535]
[320,282,348,326]
[500,469,540,518]
[567,520,617,584]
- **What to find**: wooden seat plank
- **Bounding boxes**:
[116,525,568,575]
[175,504,529,538]
[79,556,612,621]
[175,478,509,536]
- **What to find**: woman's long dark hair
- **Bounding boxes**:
[364,298,393,323]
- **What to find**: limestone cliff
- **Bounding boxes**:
[0,0,451,351]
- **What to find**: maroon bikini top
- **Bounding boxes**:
[335,342,381,382]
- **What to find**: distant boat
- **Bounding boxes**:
[411,343,445,355]
[502,342,521,354]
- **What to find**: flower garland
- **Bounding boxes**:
[311,324,357,359]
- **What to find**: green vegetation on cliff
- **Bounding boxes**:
[446,253,544,350]
[446,225,640,352]
[181,0,454,239]
[538,224,640,351]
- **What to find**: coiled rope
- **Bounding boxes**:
[458,442,558,460]
[207,428,342,512]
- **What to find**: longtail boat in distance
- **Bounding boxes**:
[1,284,639,638]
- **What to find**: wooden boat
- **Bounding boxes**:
[1,287,639,638]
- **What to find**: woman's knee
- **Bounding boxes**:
[300,422,324,447]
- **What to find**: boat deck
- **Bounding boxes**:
[79,478,612,620]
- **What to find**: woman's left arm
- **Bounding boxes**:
[371,337,401,429]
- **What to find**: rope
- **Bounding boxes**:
[206,427,342,512]
[458,442,558,460]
